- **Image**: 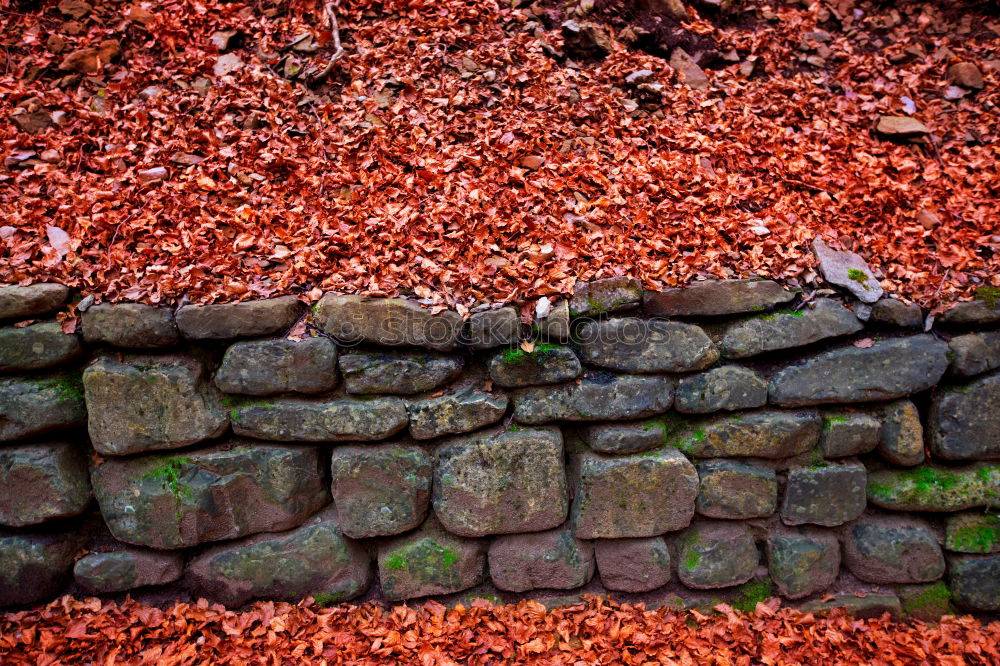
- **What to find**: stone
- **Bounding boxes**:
[0,373,87,441]
[339,350,463,395]
[488,526,595,593]
[464,307,519,349]
[766,528,840,599]
[213,52,244,77]
[768,335,949,406]
[947,62,984,89]
[948,555,1000,611]
[878,399,924,466]
[231,395,406,442]
[844,516,944,584]
[595,537,672,592]
[408,388,507,440]
[579,419,666,454]
[74,549,183,594]
[91,441,329,549]
[945,512,1000,554]
[811,239,884,303]
[0,322,80,372]
[929,372,1000,460]
[800,594,902,619]
[720,299,862,358]
[329,444,432,538]
[695,460,777,519]
[81,303,180,348]
[781,461,866,527]
[0,283,68,320]
[377,517,487,600]
[867,463,1000,512]
[874,115,930,138]
[571,448,698,539]
[667,409,821,459]
[433,426,567,537]
[11,109,51,134]
[488,344,582,388]
[58,0,90,18]
[315,295,462,351]
[578,319,718,373]
[819,410,880,458]
[83,355,228,456]
[175,296,302,340]
[560,20,613,60]
[643,279,794,317]
[215,337,338,396]
[0,530,83,607]
[870,299,923,327]
[569,277,642,316]
[948,331,1000,377]
[669,48,710,90]
[536,299,570,342]
[676,521,758,589]
[513,373,674,424]
[675,366,768,414]
[0,443,89,527]
[186,507,370,607]
[639,0,686,20]
[898,582,955,620]
[938,298,1000,325]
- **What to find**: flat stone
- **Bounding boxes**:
[669,48,709,90]
[316,295,462,351]
[878,399,925,466]
[488,526,595,592]
[945,512,1000,554]
[215,337,338,396]
[176,296,302,339]
[513,372,674,424]
[948,555,1000,611]
[91,441,329,549]
[488,344,581,388]
[377,517,486,600]
[408,388,508,440]
[569,277,642,316]
[844,516,944,584]
[947,61,984,89]
[0,373,86,441]
[819,410,880,458]
[720,299,862,358]
[768,335,949,406]
[874,115,930,138]
[938,299,1000,325]
[595,537,671,592]
[695,460,777,519]
[571,448,698,539]
[677,521,758,589]
[464,307,519,349]
[579,419,666,454]
[433,426,567,537]
[929,371,1000,460]
[781,461,867,527]
[898,582,955,621]
[812,239,884,303]
[0,322,79,376]
[339,350,463,395]
[329,443,432,538]
[667,409,821,459]
[187,507,370,607]
[867,463,1000,512]
[0,530,83,606]
[231,395,407,442]
[74,549,183,594]
[643,279,794,317]
[870,299,923,327]
[81,303,179,348]
[536,299,570,342]
[578,319,718,373]
[675,366,768,414]
[800,594,902,619]
[84,355,228,456]
[766,528,840,599]
[0,443,89,527]
[0,283,68,320]
[948,331,1000,377]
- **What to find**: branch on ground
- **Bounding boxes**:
[307,1,345,85]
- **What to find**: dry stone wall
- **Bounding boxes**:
[2,278,1000,618]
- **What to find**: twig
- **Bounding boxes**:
[307,2,345,85]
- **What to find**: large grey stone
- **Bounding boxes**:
[579,419,666,454]
[231,395,407,442]
[488,344,581,388]
[768,336,949,406]
[215,337,338,396]
[377,517,486,600]
[811,239,883,303]
[74,549,183,594]
[175,296,303,339]
[766,528,839,599]
[339,350,463,395]
[91,441,329,549]
[187,507,370,607]
[84,355,228,456]
[570,448,698,539]
[595,537,671,592]
[408,388,508,440]
[81,303,179,348]
[0,322,80,373]
[0,283,68,321]
[329,443,432,538]
[674,366,767,414]
[667,409,821,459]
[0,373,86,441]
[867,463,1000,512]
[938,295,1000,326]
[0,443,89,526]
[878,400,924,466]
[843,516,944,584]
[0,530,83,606]
[464,307,519,349]
[676,521,758,590]
[488,526,595,592]
[642,279,793,317]
[781,461,867,527]
[929,372,1000,460]
[578,319,718,373]
[819,410,880,458]
[569,277,642,316]
[721,299,862,359]
[316,295,462,351]
[870,298,923,328]
[945,512,1000,554]
[695,460,776,519]
[948,555,1000,611]
[949,331,1000,377]
[513,373,674,424]
[433,426,567,537]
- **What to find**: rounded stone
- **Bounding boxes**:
[377,517,486,601]
[674,366,767,414]
[339,350,464,395]
[947,331,1000,377]
[0,442,90,527]
[569,277,642,316]
[577,318,718,373]
[695,460,777,519]
[215,337,338,396]
[642,279,794,317]
[819,410,880,458]
[488,526,595,593]
[878,400,924,466]
[230,396,407,442]
[948,554,1000,611]
[579,419,665,454]
[676,521,759,590]
[867,463,1000,512]
[843,516,945,584]
[781,461,867,527]
[407,388,508,440]
[668,409,821,459]
[0,322,81,373]
[175,296,303,340]
[464,307,519,349]
[595,537,671,592]
[0,283,68,321]
[766,527,840,599]
[720,298,862,359]
[944,512,1000,554]
[929,371,1000,460]
[0,373,87,442]
[74,548,183,594]
[316,295,462,351]
[0,530,83,607]
[513,372,674,424]
[81,303,179,348]
[488,345,581,388]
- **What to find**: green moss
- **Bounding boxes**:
[312,592,338,607]
[386,541,458,574]
[144,457,193,505]
[806,448,829,469]
[847,268,869,286]
[731,580,773,613]
[683,550,701,570]
[901,581,954,618]
[682,532,703,570]
[822,415,847,431]
[692,429,706,441]
[385,553,407,570]
[34,375,84,404]
[756,308,805,321]
[950,523,1000,552]
[975,285,1000,309]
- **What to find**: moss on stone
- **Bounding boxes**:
[731,579,773,613]
[950,523,1000,553]
[901,581,953,618]
[33,375,84,404]
[847,268,869,287]
[311,591,338,606]
[975,285,1000,309]
[144,457,193,505]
